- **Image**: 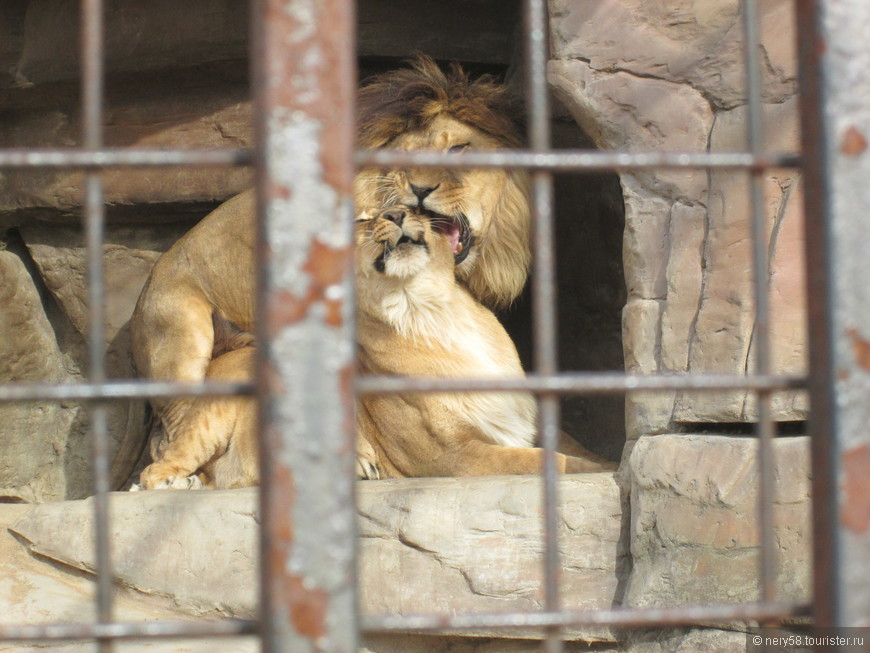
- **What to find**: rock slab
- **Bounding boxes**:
[9,474,626,643]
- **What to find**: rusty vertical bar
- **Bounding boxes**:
[801,0,870,637]
[794,0,841,634]
[741,0,778,608]
[81,0,113,650]
[251,1,358,652]
[523,0,562,651]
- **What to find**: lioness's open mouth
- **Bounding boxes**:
[421,210,473,265]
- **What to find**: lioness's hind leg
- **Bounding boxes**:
[137,399,229,490]
[131,290,215,441]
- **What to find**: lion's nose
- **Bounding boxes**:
[382,209,406,225]
[409,183,439,204]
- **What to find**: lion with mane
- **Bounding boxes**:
[354,56,531,309]
[132,57,609,487]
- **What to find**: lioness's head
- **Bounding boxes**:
[355,56,531,309]
[355,206,453,281]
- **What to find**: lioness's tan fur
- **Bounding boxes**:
[355,208,614,478]
[136,209,613,488]
[129,190,256,455]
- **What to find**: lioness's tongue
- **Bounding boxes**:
[447,223,461,253]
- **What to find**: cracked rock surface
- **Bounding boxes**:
[5,474,625,648]
[549,0,806,435]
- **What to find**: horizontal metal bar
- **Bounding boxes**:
[0,619,258,642]
[355,149,801,171]
[0,148,800,173]
[0,373,804,403]
[0,380,253,403]
[0,148,252,169]
[362,602,810,634]
[356,372,806,396]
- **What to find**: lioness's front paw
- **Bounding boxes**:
[139,462,202,490]
[152,475,204,490]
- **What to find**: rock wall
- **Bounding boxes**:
[623,435,812,651]
[548,0,808,437]
[0,1,255,501]
[626,435,811,608]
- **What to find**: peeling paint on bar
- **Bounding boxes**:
[800,0,870,630]
[252,0,357,650]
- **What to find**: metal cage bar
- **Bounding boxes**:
[795,0,841,633]
[0,148,252,168]
[0,147,798,171]
[80,1,114,651]
[522,0,563,651]
[362,601,809,633]
[251,0,359,651]
[355,148,801,171]
[741,0,780,610]
[0,620,257,643]
[0,380,254,403]
[795,0,870,634]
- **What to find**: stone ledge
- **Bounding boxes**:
[8,473,625,644]
[2,436,816,652]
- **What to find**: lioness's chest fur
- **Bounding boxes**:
[356,273,536,449]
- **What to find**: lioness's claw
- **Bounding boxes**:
[154,475,204,490]
[356,456,380,480]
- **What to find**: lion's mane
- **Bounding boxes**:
[355,56,531,308]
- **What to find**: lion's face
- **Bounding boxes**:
[355,116,531,309]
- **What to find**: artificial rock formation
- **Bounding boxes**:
[3,438,813,652]
[623,434,811,652]
[549,0,807,436]
[0,247,84,502]
[6,474,625,649]
[626,435,811,608]
[0,3,254,500]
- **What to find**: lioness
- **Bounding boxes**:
[355,207,613,478]
[130,56,532,451]
[135,208,613,488]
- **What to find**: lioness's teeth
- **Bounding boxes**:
[456,242,463,254]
